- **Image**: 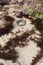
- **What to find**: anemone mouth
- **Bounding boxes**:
[16,19,26,26]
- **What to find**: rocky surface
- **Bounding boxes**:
[0,0,43,65]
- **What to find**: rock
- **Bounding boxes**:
[0,0,9,6]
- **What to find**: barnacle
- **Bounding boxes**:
[16,19,26,26]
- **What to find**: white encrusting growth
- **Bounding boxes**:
[0,17,42,65]
[0,0,43,65]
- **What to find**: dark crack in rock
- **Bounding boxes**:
[0,49,18,62]
[32,18,43,32]
[31,50,43,65]
[31,38,43,65]
[0,23,13,36]
[0,31,30,62]
[0,0,10,6]
[4,16,14,22]
[0,16,14,36]
[17,12,29,18]
[4,31,30,50]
